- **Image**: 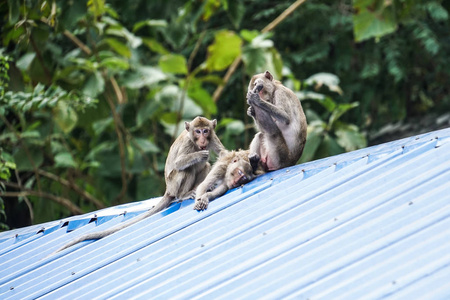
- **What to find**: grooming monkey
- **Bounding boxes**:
[247,71,307,172]
[193,150,261,210]
[54,117,224,253]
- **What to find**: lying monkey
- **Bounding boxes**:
[247,70,307,172]
[193,150,261,210]
[54,116,224,253]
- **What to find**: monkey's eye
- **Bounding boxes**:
[233,159,238,163]
[203,129,209,134]
[195,129,202,134]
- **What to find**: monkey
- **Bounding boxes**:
[246,70,307,172]
[193,150,262,211]
[54,117,224,253]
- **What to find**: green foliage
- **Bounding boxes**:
[298,73,367,162]
[0,0,448,228]
[0,150,14,230]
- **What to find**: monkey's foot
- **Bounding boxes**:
[248,152,261,173]
[193,196,209,211]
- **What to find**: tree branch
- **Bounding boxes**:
[14,168,34,223]
[1,183,84,215]
[29,35,52,84]
[37,169,105,209]
[212,0,307,102]
[63,30,92,55]
[104,88,128,204]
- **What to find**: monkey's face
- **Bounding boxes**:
[193,127,210,150]
[226,156,255,188]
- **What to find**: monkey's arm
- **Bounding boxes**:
[194,162,227,210]
[194,183,228,211]
[248,86,291,125]
[248,92,282,136]
[174,150,209,171]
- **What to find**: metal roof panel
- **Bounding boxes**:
[1,128,450,299]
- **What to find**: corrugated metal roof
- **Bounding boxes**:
[1,127,450,300]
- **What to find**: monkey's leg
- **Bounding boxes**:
[249,132,262,158]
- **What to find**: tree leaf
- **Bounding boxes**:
[133,138,159,153]
[305,73,343,95]
[203,0,221,21]
[353,0,397,42]
[122,66,167,89]
[158,54,187,74]
[7,0,20,24]
[53,101,78,133]
[136,100,161,127]
[54,152,77,168]
[240,29,259,42]
[206,30,242,71]
[92,117,113,135]
[226,0,245,29]
[13,146,44,171]
[88,0,105,18]
[104,38,131,58]
[141,38,169,55]
[314,133,344,159]
[328,102,359,128]
[100,57,129,70]
[187,79,217,115]
[133,19,167,32]
[335,124,367,151]
[242,46,266,76]
[298,124,324,163]
[82,71,105,98]
[225,120,244,135]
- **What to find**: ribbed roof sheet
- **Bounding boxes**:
[1,127,450,299]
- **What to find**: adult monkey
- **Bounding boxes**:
[247,70,307,172]
[194,150,262,210]
[54,116,224,253]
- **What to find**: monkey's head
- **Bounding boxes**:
[248,70,277,103]
[185,116,217,150]
[225,151,256,189]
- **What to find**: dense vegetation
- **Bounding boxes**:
[1,0,449,229]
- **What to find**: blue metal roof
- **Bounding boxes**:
[1,127,450,299]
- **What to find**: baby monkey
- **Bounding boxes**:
[193,150,261,210]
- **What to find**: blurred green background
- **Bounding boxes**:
[1,0,449,229]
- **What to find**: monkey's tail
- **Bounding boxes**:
[52,193,174,255]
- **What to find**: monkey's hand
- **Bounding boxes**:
[247,105,255,117]
[197,150,210,162]
[247,83,264,107]
[193,194,209,211]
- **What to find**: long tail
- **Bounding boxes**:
[53,193,174,254]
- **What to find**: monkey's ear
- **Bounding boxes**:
[211,119,217,129]
[264,70,273,81]
[185,121,190,131]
